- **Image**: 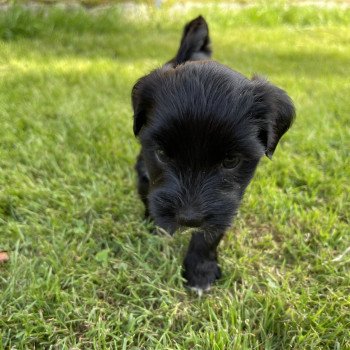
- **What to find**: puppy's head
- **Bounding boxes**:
[132,61,295,233]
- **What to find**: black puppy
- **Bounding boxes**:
[132,16,295,293]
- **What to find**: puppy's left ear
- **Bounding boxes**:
[131,74,155,136]
[251,76,295,158]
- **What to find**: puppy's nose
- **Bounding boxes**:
[177,208,203,227]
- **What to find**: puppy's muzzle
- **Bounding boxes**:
[177,207,203,228]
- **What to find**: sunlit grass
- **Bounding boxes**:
[0,4,349,349]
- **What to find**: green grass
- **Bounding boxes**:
[0,3,349,349]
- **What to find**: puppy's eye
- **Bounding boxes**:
[155,149,169,163]
[222,156,240,169]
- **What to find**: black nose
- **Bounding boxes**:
[177,208,203,227]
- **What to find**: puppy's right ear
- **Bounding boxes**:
[131,75,155,136]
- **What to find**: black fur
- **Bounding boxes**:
[132,16,295,290]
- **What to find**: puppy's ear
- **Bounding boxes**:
[251,76,295,158]
[131,75,155,136]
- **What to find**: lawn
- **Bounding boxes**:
[0,3,349,349]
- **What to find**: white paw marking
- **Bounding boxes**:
[189,285,211,297]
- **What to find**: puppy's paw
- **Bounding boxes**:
[189,285,211,297]
[183,254,221,292]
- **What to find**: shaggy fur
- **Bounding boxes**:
[132,16,295,291]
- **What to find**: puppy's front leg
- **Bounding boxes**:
[183,230,224,293]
